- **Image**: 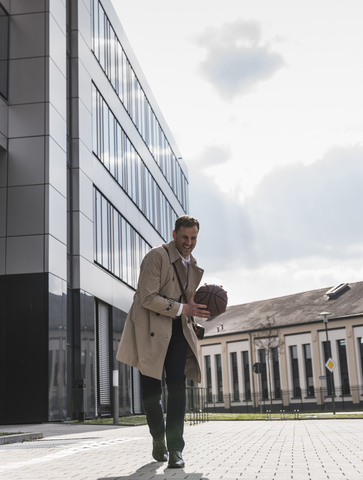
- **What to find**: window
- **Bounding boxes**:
[242,351,251,401]
[337,340,350,395]
[205,356,212,402]
[215,354,223,402]
[290,346,301,398]
[230,352,239,401]
[90,0,188,211]
[259,350,268,399]
[0,4,9,99]
[92,84,177,242]
[323,341,335,396]
[359,338,363,390]
[272,347,281,399]
[94,188,151,289]
[303,344,314,397]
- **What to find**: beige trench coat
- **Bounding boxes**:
[116,240,204,382]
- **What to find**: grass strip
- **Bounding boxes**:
[70,411,363,426]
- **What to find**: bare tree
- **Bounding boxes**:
[253,317,284,409]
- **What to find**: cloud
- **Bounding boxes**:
[193,144,232,170]
[195,19,285,100]
[246,145,363,263]
[189,144,363,303]
[206,257,363,306]
[188,151,253,272]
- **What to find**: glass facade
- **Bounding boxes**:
[290,345,301,397]
[49,274,67,421]
[231,352,239,401]
[0,4,8,99]
[92,85,177,242]
[303,344,314,397]
[94,188,151,289]
[91,0,188,211]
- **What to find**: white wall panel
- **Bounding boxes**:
[47,137,66,197]
[46,234,67,279]
[6,234,44,274]
[9,104,45,138]
[8,137,45,186]
[9,13,46,59]
[8,57,45,104]
[7,185,44,236]
[46,184,66,244]
[0,237,5,274]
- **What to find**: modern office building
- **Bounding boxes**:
[0,0,188,424]
[198,282,363,412]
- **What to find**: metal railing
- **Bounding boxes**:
[159,386,209,425]
[185,386,209,425]
[204,385,363,414]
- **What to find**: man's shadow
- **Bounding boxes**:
[98,461,208,479]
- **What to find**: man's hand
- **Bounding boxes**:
[182,292,210,318]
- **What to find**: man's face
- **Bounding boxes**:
[173,225,199,258]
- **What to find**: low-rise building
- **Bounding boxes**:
[198,282,363,412]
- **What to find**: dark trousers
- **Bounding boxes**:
[140,317,187,451]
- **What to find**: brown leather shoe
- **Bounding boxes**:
[152,439,168,462]
[168,450,185,468]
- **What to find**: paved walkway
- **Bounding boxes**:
[1,419,363,479]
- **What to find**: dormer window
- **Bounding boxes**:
[326,283,349,298]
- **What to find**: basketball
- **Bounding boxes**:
[194,284,228,317]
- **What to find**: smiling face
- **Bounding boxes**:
[173,225,199,258]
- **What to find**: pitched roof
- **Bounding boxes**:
[197,281,363,338]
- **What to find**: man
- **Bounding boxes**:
[116,215,209,468]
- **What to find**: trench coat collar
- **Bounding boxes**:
[166,240,198,267]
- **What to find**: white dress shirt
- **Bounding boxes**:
[175,250,190,317]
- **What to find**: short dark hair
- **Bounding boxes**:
[174,215,200,233]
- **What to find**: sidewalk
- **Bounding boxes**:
[1,419,362,479]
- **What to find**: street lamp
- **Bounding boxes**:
[319,312,336,414]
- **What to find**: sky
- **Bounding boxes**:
[111,0,363,306]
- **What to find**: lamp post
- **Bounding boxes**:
[319,312,335,414]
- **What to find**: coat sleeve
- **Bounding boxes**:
[138,248,181,318]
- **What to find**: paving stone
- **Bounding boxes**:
[1,420,363,479]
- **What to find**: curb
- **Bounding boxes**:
[0,432,43,445]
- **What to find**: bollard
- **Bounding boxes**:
[113,370,119,425]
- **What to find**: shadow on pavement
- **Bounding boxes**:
[98,461,208,479]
